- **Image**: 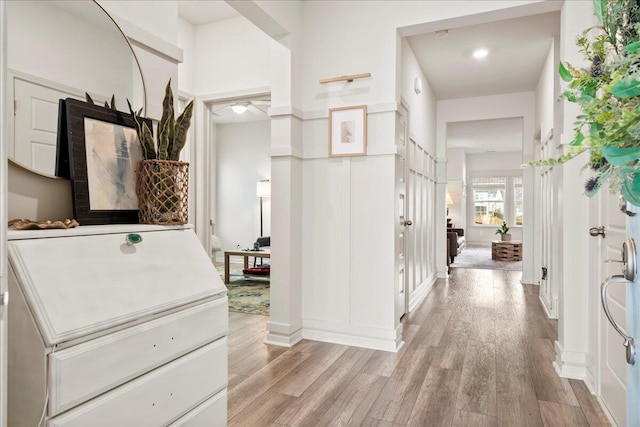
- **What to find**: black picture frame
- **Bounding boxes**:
[63,98,152,225]
[55,99,70,179]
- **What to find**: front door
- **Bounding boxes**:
[596,190,628,425]
[627,204,640,425]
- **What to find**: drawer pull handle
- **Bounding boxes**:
[126,233,143,245]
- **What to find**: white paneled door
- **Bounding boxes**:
[396,100,436,320]
[396,102,409,319]
[596,190,627,426]
[12,77,82,176]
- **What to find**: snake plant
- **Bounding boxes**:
[128,79,194,161]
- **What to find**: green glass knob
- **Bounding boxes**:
[126,233,143,245]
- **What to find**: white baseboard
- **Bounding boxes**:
[539,294,558,319]
[437,268,448,279]
[553,340,589,379]
[408,275,435,312]
[265,321,303,347]
[583,368,597,394]
[301,320,403,352]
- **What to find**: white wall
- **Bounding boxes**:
[215,120,271,259]
[465,152,524,244]
[401,38,436,154]
[7,1,135,104]
[194,17,271,96]
[178,18,196,96]
[552,0,597,386]
[7,1,180,222]
[533,41,557,318]
[401,38,438,314]
[99,1,179,45]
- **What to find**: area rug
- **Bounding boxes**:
[216,267,270,316]
[450,245,522,271]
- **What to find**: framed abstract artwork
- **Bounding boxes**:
[328,105,367,157]
[63,98,151,225]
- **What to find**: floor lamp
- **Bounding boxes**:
[256,179,271,237]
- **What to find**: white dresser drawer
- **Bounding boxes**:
[48,337,227,427]
[49,298,228,415]
[9,228,226,346]
[169,388,227,427]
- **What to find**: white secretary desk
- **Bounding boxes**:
[7,224,228,426]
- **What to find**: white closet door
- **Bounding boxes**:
[13,78,81,175]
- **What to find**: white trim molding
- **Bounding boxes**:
[265,321,303,348]
[112,16,183,64]
[408,275,436,313]
[301,320,403,352]
[553,340,589,379]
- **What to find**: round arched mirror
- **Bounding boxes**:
[6,0,145,178]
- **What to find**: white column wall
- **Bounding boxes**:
[1,2,8,423]
[553,0,597,381]
[534,40,557,298]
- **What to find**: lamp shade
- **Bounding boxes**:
[446,192,454,206]
[257,180,271,198]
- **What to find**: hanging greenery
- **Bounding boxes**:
[526,0,640,205]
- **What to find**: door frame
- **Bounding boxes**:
[1,1,8,424]
[194,86,271,258]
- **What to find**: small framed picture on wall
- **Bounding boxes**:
[329,105,367,157]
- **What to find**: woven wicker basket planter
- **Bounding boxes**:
[136,159,189,225]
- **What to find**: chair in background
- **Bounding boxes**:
[253,236,271,267]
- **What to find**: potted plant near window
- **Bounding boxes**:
[496,221,511,241]
[526,0,640,206]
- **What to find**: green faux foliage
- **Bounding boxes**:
[128,79,194,161]
[524,0,640,205]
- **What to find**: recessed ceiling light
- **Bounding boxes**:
[473,48,489,59]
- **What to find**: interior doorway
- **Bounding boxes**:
[205,92,272,317]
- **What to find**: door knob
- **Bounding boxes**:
[403,220,413,226]
[589,226,605,237]
[601,274,636,365]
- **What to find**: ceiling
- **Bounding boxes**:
[177,5,558,143]
[177,1,239,26]
[447,118,523,154]
[408,11,560,100]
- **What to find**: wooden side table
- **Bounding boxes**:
[492,240,522,261]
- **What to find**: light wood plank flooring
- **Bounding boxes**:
[227,268,611,426]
